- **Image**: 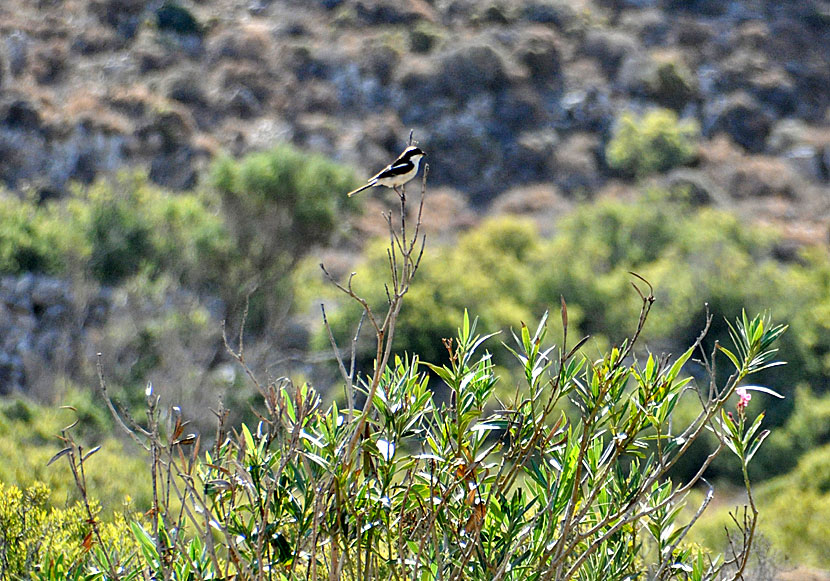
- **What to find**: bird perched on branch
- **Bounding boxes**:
[347,146,426,197]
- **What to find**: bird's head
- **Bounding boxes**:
[402,146,426,162]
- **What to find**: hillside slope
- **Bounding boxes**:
[1,0,828,227]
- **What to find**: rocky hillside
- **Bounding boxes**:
[1,0,829,227]
[2,0,830,403]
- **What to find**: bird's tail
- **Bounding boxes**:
[347,183,373,197]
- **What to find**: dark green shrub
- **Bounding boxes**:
[0,175,232,289]
[648,57,698,110]
[210,144,358,332]
[79,173,232,288]
[156,2,201,36]
[87,190,154,284]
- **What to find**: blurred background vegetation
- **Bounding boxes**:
[1,0,830,573]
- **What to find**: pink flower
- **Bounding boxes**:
[736,387,751,411]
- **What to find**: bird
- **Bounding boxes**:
[347,146,426,197]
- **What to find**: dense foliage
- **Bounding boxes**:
[0,173,230,288]
[1,141,829,573]
[605,109,700,176]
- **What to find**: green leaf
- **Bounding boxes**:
[717,345,741,371]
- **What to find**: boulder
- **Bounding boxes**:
[437,43,511,100]
[706,92,773,153]
[1,98,42,132]
[514,27,563,85]
[582,28,639,78]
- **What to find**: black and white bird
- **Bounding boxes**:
[347,146,426,197]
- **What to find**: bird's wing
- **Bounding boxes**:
[373,160,411,180]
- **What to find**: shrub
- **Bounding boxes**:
[42,178,785,580]
[315,217,544,367]
[0,481,137,579]
[606,108,700,176]
[0,175,231,289]
[79,172,232,288]
[648,56,698,110]
[0,194,79,275]
[210,144,358,331]
[155,2,201,36]
[0,394,151,512]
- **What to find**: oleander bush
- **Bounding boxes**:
[316,193,830,446]
[30,181,786,580]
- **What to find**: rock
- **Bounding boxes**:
[728,156,800,199]
[616,51,653,96]
[1,98,42,132]
[149,146,198,189]
[5,31,30,77]
[135,106,194,153]
[554,88,613,133]
[553,132,603,195]
[664,0,729,16]
[582,28,639,78]
[208,23,275,64]
[88,0,148,38]
[31,278,72,309]
[749,69,797,115]
[167,73,209,107]
[662,168,723,206]
[494,87,546,133]
[223,87,263,119]
[619,8,670,46]
[706,92,773,153]
[519,1,577,28]
[31,42,68,85]
[673,16,715,47]
[510,130,559,183]
[0,352,25,394]
[767,118,812,153]
[437,44,511,100]
[514,27,563,85]
[360,43,401,86]
[354,0,432,25]
[71,28,124,55]
[473,3,513,25]
[785,146,825,183]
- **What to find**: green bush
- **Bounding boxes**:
[314,217,545,366]
[41,307,783,580]
[155,1,201,36]
[0,193,81,275]
[78,173,232,287]
[210,144,359,331]
[313,192,830,485]
[5,185,789,579]
[0,174,232,289]
[606,108,700,176]
[0,481,138,579]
